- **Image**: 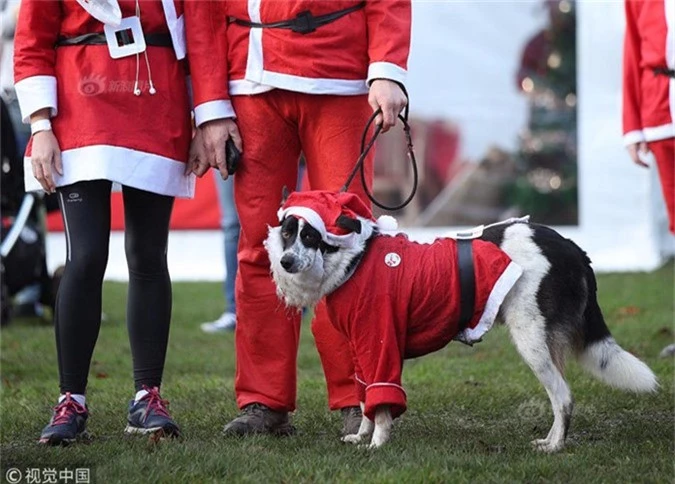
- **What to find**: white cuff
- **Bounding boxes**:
[194,100,236,127]
[623,129,646,146]
[367,62,407,87]
[15,75,58,123]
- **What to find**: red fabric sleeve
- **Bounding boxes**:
[622,0,644,141]
[364,0,411,86]
[352,294,407,420]
[184,0,231,119]
[13,0,61,82]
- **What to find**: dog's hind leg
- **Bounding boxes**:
[506,317,573,453]
[342,403,374,445]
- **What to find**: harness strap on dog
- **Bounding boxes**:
[457,239,475,330]
[653,67,675,78]
[229,2,365,35]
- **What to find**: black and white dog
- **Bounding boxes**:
[264,189,658,451]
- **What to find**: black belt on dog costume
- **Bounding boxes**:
[56,32,174,48]
[457,239,476,331]
[228,2,365,35]
[653,67,675,78]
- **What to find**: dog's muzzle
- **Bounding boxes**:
[280,254,298,273]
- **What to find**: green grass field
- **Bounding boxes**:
[1,262,673,483]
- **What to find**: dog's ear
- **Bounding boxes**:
[281,186,291,205]
[336,215,361,234]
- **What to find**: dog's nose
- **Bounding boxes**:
[280,254,295,272]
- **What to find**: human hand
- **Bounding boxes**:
[31,130,62,193]
[626,142,650,168]
[368,79,408,133]
[186,128,210,177]
[201,118,243,179]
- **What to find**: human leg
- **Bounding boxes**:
[298,94,375,416]
[201,173,240,332]
[649,138,675,234]
[122,185,179,436]
[227,91,303,427]
[40,180,112,444]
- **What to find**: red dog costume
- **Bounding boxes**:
[623,0,675,233]
[278,191,523,421]
[204,0,411,413]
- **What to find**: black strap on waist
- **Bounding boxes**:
[229,2,365,35]
[457,239,476,330]
[653,67,675,78]
[56,32,173,48]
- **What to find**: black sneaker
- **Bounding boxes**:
[222,403,296,436]
[125,386,180,437]
[39,393,88,445]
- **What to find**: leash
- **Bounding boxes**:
[340,101,418,211]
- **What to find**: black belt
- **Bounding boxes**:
[56,32,173,48]
[457,239,476,331]
[653,67,675,78]
[229,2,365,35]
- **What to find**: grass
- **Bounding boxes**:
[1,262,673,483]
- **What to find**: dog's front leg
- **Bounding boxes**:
[368,405,393,449]
[342,403,373,444]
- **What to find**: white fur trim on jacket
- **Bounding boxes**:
[24,144,195,198]
[15,75,58,123]
[454,261,523,345]
[194,100,236,126]
[160,0,186,59]
[367,62,407,87]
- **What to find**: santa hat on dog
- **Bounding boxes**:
[277,190,398,248]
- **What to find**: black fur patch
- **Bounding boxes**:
[481,222,611,352]
[280,217,299,250]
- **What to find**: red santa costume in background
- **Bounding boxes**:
[14,0,228,196]
[278,191,523,421]
[200,0,411,415]
[623,0,675,233]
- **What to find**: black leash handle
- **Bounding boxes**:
[340,103,418,211]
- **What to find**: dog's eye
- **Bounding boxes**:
[281,230,292,240]
[302,232,319,243]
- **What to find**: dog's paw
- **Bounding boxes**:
[366,440,384,450]
[341,434,363,445]
[531,438,563,453]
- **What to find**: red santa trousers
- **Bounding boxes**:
[649,138,675,234]
[231,90,374,412]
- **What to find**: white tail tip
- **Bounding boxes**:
[580,338,658,393]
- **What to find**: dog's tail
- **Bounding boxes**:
[577,263,658,393]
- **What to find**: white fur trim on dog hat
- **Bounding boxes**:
[278,191,378,248]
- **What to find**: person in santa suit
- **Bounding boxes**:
[187,0,411,436]
[623,0,675,234]
[14,0,230,444]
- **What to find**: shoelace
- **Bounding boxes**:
[141,386,171,421]
[51,393,87,426]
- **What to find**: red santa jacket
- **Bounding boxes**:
[623,0,675,145]
[194,0,411,125]
[14,0,228,197]
[326,234,523,421]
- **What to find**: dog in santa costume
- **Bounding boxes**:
[264,189,658,451]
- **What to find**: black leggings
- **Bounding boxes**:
[55,180,174,394]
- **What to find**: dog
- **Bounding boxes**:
[264,189,658,452]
